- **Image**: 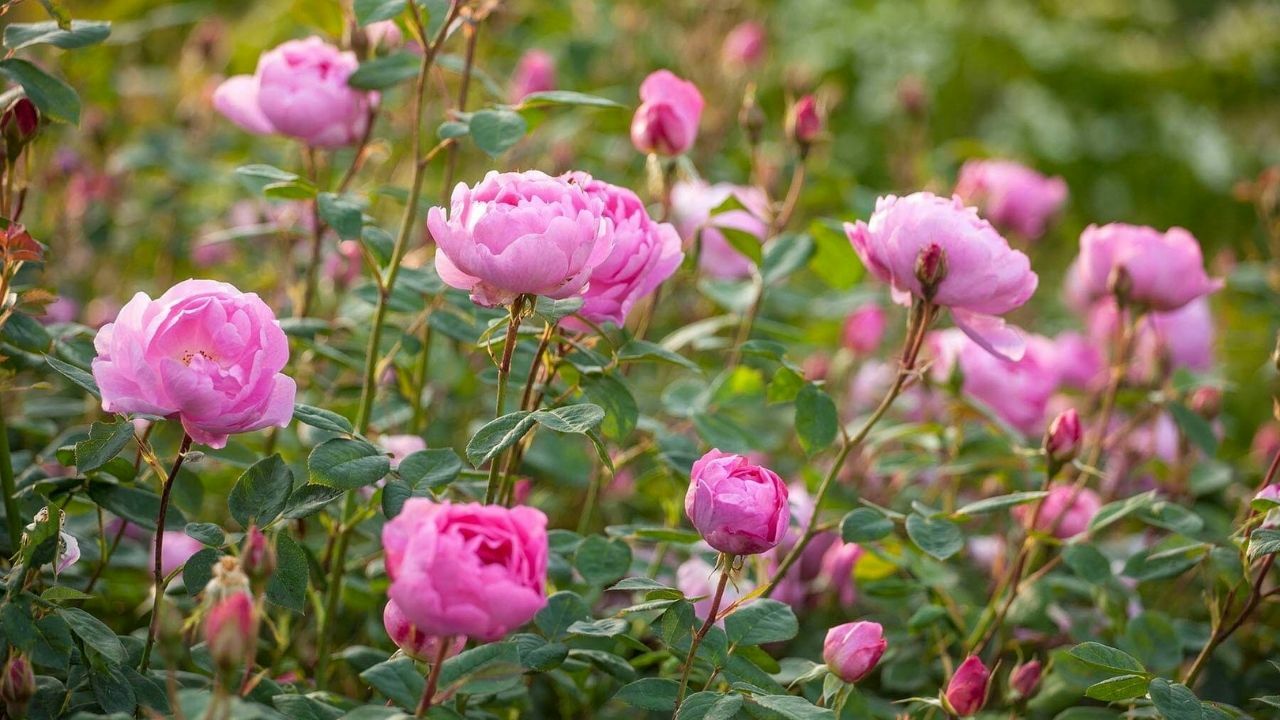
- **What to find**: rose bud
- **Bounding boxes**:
[721,21,766,71]
[685,449,790,556]
[1188,387,1222,419]
[787,95,823,150]
[1009,659,1042,699]
[2,97,39,160]
[943,655,991,717]
[822,621,887,683]
[630,70,704,156]
[1044,408,1082,468]
[382,601,464,662]
[510,49,555,103]
[241,526,276,581]
[205,592,256,671]
[0,654,36,718]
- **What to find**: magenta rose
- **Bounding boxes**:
[428,170,614,307]
[562,172,683,328]
[1075,222,1221,311]
[213,37,375,148]
[382,499,548,642]
[670,180,770,280]
[91,279,296,448]
[382,601,464,662]
[845,193,1038,360]
[510,49,555,103]
[930,330,1061,436]
[630,70,704,156]
[685,449,789,555]
[1014,484,1101,539]
[823,621,887,684]
[953,159,1067,240]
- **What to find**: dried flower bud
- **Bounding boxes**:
[204,555,250,603]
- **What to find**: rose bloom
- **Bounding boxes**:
[685,449,789,556]
[1053,331,1105,390]
[721,21,766,70]
[156,531,206,578]
[670,180,770,280]
[379,434,426,469]
[510,49,555,103]
[1087,297,1214,382]
[428,170,613,307]
[823,621,887,683]
[845,193,1038,361]
[382,499,548,641]
[382,601,464,662]
[91,279,296,448]
[1074,223,1221,311]
[842,303,887,355]
[630,69,704,156]
[676,556,749,623]
[214,37,375,147]
[562,173,684,328]
[953,159,1067,240]
[930,329,1061,437]
[1014,483,1102,539]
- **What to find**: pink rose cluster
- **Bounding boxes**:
[929,330,1063,437]
[91,279,296,448]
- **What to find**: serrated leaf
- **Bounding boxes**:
[1148,678,1203,720]
[283,484,345,519]
[465,411,536,466]
[575,535,632,586]
[309,438,390,490]
[724,599,798,646]
[0,58,79,124]
[265,534,308,612]
[228,454,293,528]
[614,678,678,712]
[535,591,590,639]
[1067,642,1147,675]
[184,522,224,547]
[75,421,135,473]
[1086,674,1150,701]
[469,109,527,156]
[58,607,125,663]
[795,383,838,455]
[677,691,744,720]
[905,513,963,560]
[293,404,354,433]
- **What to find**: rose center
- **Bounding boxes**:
[182,349,216,366]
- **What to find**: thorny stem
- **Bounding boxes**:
[139,433,193,673]
[415,638,451,717]
[675,553,735,710]
[484,295,528,504]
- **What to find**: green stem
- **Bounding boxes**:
[139,433,193,673]
[675,553,735,710]
[409,322,433,436]
[484,296,527,504]
[0,407,20,552]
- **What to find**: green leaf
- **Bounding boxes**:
[58,607,125,663]
[265,534,309,613]
[905,513,963,560]
[1067,642,1147,676]
[582,374,639,439]
[534,591,590,639]
[1086,674,1150,701]
[715,225,763,265]
[574,535,632,586]
[795,383,838,455]
[609,577,677,593]
[0,58,79,124]
[1168,402,1217,456]
[1122,612,1181,674]
[1248,529,1280,560]
[1063,544,1113,584]
[41,586,94,602]
[751,694,835,719]
[808,220,863,290]
[182,547,218,596]
[89,657,136,714]
[465,411,536,466]
[469,109,527,157]
[4,20,111,50]
[348,52,420,90]
[840,508,894,543]
[75,421,135,473]
[1148,678,1203,720]
[283,484,345,519]
[437,641,522,695]
[533,403,605,433]
[263,180,317,200]
[677,692,744,720]
[88,482,186,531]
[184,522,225,547]
[45,355,100,398]
[1088,491,1157,534]
[309,438,390,490]
[517,90,624,109]
[36,0,71,29]
[1123,543,1208,582]
[397,448,462,491]
[229,454,294,528]
[724,599,798,646]
[1,312,50,352]
[567,618,630,637]
[317,193,363,240]
[293,404,354,434]
[617,339,700,372]
[359,657,421,710]
[354,0,406,25]
[614,678,679,712]
[953,491,1049,518]
[533,295,584,322]
[762,233,815,285]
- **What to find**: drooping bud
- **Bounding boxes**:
[1044,408,1082,471]
[205,591,256,671]
[241,526,276,581]
[914,243,948,300]
[738,84,765,148]
[943,655,991,717]
[1,654,36,718]
[1009,659,1042,699]
[2,97,39,161]
[787,95,823,150]
[1188,386,1222,419]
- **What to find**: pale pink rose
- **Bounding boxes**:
[685,450,789,556]
[929,330,1061,436]
[1053,331,1104,390]
[156,531,205,578]
[213,37,375,147]
[945,656,991,716]
[427,170,614,307]
[670,180,770,280]
[630,70,704,156]
[1013,484,1101,539]
[842,303,887,355]
[40,297,79,324]
[721,21,766,70]
[382,601,464,662]
[818,540,862,607]
[676,556,748,623]
[845,193,1038,361]
[823,621,886,683]
[561,173,683,328]
[1087,297,1214,382]
[365,21,403,51]
[380,435,426,469]
[91,279,296,448]
[1075,223,1221,311]
[953,159,1067,240]
[382,500,548,641]
[205,591,255,669]
[510,50,555,103]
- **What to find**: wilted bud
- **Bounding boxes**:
[1009,659,1041,699]
[1107,265,1132,305]
[1044,408,1082,470]
[2,97,39,161]
[1,654,36,718]
[914,243,948,300]
[739,84,765,147]
[943,656,991,717]
[205,592,256,671]
[1188,387,1222,419]
[241,526,276,581]
[787,95,823,150]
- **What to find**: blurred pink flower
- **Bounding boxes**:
[670,180,770,280]
[1014,484,1101,539]
[630,70,703,156]
[155,531,205,578]
[510,50,555,103]
[721,21,766,70]
[1075,223,1221,311]
[953,159,1067,240]
[842,303,887,355]
[930,330,1061,436]
[676,556,748,623]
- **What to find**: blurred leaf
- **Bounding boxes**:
[2,312,51,352]
[4,20,110,50]
[517,90,624,109]
[953,491,1048,518]
[1088,491,1157,534]
[614,678,679,712]
[349,52,420,90]
[905,514,962,560]
[36,0,71,29]
[74,421,135,473]
[397,448,462,491]
[1063,544,1113,584]
[841,507,894,543]
[808,220,861,290]
[724,599,798,646]
[58,607,125,664]
[88,482,186,531]
[88,657,136,714]
[1085,674,1149,701]
[184,522,224,547]
[183,547,218,596]
[1121,612,1181,674]
[317,193,363,240]
[309,438,390,490]
[1168,402,1217,456]
[582,374,638,440]
[354,0,406,25]
[751,694,834,719]
[45,355,100,398]
[618,339,700,372]
[762,233,815,285]
[469,109,527,157]
[567,618,629,637]
[535,591,591,640]
[1067,642,1147,676]
[716,225,763,265]
[795,383,838,455]
[0,58,78,123]
[676,691,743,720]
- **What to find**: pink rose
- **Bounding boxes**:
[510,50,555,103]
[670,180,770,280]
[205,591,256,670]
[428,170,614,307]
[685,449,789,556]
[91,279,296,448]
[721,21,766,70]
[40,297,79,324]
[379,434,426,469]
[944,656,991,716]
[1045,408,1083,466]
[953,159,1067,240]
[1009,659,1042,699]
[845,193,1038,361]
[1053,331,1105,390]
[823,621,887,683]
[382,601,464,662]
[676,556,749,623]
[1087,297,1214,382]
[562,173,684,328]
[1075,223,1221,311]
[842,303,887,355]
[365,21,403,52]
[630,70,704,156]
[382,500,548,641]
[787,95,823,146]
[156,531,205,578]
[213,37,375,147]
[818,541,863,607]
[929,330,1061,436]
[1014,484,1101,539]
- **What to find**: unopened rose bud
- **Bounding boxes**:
[382,601,464,663]
[205,592,256,671]
[822,621,887,684]
[1009,659,1041,699]
[1,654,36,718]
[914,243,948,300]
[241,526,276,581]
[739,85,765,147]
[787,95,822,150]
[2,97,39,161]
[1188,387,1221,419]
[943,655,991,717]
[1044,408,1082,470]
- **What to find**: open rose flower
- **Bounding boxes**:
[382,499,548,641]
[1074,223,1221,311]
[845,193,1038,360]
[91,279,296,448]
[214,37,375,147]
[685,449,789,555]
[930,329,1061,436]
[631,70,704,156]
[671,180,770,280]
[428,170,613,307]
[563,173,684,327]
[954,159,1068,240]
